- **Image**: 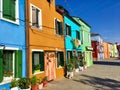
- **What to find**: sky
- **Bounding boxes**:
[56,0,120,44]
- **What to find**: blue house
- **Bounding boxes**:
[0,0,26,89]
[64,15,82,64]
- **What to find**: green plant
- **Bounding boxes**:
[4,72,13,77]
[18,78,30,89]
[42,76,47,81]
[30,76,38,86]
[34,64,41,70]
[67,58,75,72]
[10,79,18,88]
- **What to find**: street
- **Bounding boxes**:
[44,58,120,90]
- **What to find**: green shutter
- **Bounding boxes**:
[55,19,58,34]
[3,0,15,21]
[32,52,34,74]
[0,50,3,82]
[60,52,64,66]
[59,22,63,35]
[40,52,44,71]
[69,26,71,36]
[15,50,22,78]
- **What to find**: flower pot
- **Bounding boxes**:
[43,80,47,87]
[31,85,38,90]
[10,87,18,90]
[75,68,79,73]
[38,83,43,89]
[66,72,74,79]
[20,88,31,90]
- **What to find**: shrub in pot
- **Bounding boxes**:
[10,79,18,90]
[18,77,30,90]
[30,76,39,90]
[42,76,47,88]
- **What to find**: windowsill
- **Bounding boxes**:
[66,35,71,37]
[30,25,42,31]
[1,17,19,25]
[0,76,13,85]
[55,34,63,37]
[33,71,44,75]
[57,66,64,69]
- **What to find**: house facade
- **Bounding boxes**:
[73,17,93,66]
[117,44,120,58]
[112,44,118,58]
[102,42,110,59]
[91,33,104,60]
[0,0,26,89]
[63,15,82,65]
[26,0,65,80]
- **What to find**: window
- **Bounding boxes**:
[57,52,64,67]
[66,24,71,36]
[76,31,80,40]
[67,51,73,60]
[55,19,63,35]
[0,0,19,23]
[3,51,13,77]
[31,5,42,29]
[32,51,44,74]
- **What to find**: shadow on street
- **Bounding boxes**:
[93,60,120,66]
[73,74,120,90]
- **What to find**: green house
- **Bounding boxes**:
[73,17,93,67]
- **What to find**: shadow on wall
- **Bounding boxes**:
[93,60,120,66]
[73,74,120,90]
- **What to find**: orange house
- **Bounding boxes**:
[26,0,65,80]
[102,42,110,59]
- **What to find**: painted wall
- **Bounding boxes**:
[73,17,93,66]
[26,0,65,79]
[112,44,118,58]
[102,42,110,59]
[0,0,26,89]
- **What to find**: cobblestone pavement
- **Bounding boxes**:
[44,58,120,90]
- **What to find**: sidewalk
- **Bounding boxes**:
[44,58,120,90]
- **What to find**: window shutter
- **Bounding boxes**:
[69,26,71,36]
[60,22,63,35]
[60,52,64,66]
[15,50,22,78]
[11,0,16,21]
[32,52,34,74]
[40,52,44,71]
[0,50,3,82]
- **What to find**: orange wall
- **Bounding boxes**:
[102,42,110,59]
[26,0,65,78]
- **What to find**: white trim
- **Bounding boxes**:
[0,0,19,25]
[32,49,44,52]
[30,4,42,30]
[4,47,19,50]
[33,71,44,75]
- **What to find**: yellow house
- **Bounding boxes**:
[26,0,65,80]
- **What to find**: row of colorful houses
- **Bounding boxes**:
[91,33,119,60]
[0,0,93,89]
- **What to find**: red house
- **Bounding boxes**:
[92,41,99,60]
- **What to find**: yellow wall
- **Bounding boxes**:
[26,0,65,79]
[103,42,110,59]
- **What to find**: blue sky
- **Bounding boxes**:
[56,0,120,43]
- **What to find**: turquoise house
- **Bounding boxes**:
[0,0,26,89]
[73,17,93,67]
[64,15,82,64]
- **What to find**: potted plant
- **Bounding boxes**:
[30,76,38,90]
[42,76,47,88]
[66,58,75,79]
[33,64,41,73]
[18,77,30,90]
[10,79,18,90]
[38,77,43,90]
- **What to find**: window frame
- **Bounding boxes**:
[0,0,19,24]
[32,51,44,74]
[56,51,64,68]
[54,18,63,36]
[76,30,80,40]
[66,24,71,36]
[30,4,42,30]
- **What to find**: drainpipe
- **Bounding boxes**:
[25,0,30,78]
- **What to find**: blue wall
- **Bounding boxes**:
[0,0,26,78]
